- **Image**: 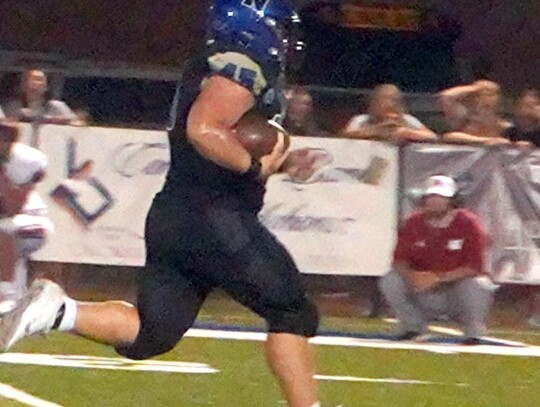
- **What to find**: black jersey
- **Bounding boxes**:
[162,50,283,212]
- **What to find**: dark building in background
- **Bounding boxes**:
[298,2,461,92]
[0,0,462,92]
[0,0,208,66]
[1,0,540,93]
[1,1,538,129]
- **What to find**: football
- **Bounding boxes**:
[234,111,290,159]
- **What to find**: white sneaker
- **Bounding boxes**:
[0,279,66,351]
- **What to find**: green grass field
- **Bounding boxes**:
[1,294,540,407]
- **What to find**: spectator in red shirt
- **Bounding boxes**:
[379,175,496,344]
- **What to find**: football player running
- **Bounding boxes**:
[0,2,322,406]
[0,122,52,314]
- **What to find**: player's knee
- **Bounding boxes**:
[266,298,319,338]
[116,332,183,360]
[116,317,191,360]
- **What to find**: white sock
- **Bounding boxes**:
[310,403,321,407]
[57,297,78,332]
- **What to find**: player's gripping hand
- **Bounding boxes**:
[259,129,290,181]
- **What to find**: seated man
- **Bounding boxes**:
[282,87,329,138]
[379,175,496,344]
[0,122,52,314]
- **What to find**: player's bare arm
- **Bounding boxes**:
[187,75,254,173]
[392,125,437,142]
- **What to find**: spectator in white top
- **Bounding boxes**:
[3,69,76,125]
[342,84,436,143]
[0,122,52,314]
[283,87,329,138]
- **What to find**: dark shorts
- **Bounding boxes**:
[117,191,317,360]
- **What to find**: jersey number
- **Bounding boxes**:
[220,63,257,91]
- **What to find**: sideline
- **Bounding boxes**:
[185,328,540,357]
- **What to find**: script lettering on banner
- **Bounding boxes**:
[261,137,399,276]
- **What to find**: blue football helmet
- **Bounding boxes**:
[207,0,303,80]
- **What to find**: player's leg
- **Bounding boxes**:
[228,272,318,407]
[0,278,68,350]
[1,197,208,356]
[225,282,318,407]
[114,258,209,360]
[0,214,52,314]
[0,214,140,350]
[264,333,319,407]
[0,253,208,355]
[203,208,319,407]
[0,278,136,351]
[0,230,19,313]
[71,300,140,346]
[0,231,17,284]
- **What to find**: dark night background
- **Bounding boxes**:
[0,1,538,128]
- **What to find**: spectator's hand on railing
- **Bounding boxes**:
[40,117,73,125]
[483,137,511,147]
[376,121,400,138]
[342,122,397,140]
[515,140,534,150]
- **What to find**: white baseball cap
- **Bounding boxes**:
[424,175,457,198]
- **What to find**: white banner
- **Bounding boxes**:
[261,137,399,275]
[20,124,168,266]
[21,126,399,275]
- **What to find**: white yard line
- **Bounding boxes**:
[383,318,530,347]
[0,353,218,374]
[0,354,467,388]
[184,328,540,357]
[0,383,63,407]
[314,375,468,387]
